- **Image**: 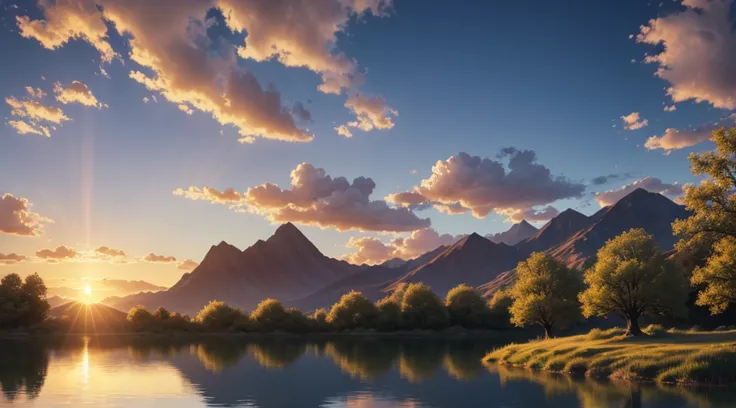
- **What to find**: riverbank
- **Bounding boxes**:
[483,326,736,385]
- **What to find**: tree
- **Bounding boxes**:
[400,283,449,330]
[673,127,736,314]
[195,300,242,330]
[376,296,402,331]
[445,284,491,329]
[127,305,154,327]
[0,273,50,328]
[327,291,379,330]
[488,289,514,328]
[153,306,171,320]
[690,236,736,315]
[580,229,689,336]
[250,298,289,331]
[509,253,582,338]
[308,308,329,332]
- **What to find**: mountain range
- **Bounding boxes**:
[101,189,690,315]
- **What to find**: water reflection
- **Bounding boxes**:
[0,336,733,407]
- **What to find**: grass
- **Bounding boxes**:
[483,325,736,385]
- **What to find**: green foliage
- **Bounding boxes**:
[127,305,154,327]
[509,253,582,337]
[691,236,736,315]
[400,283,449,330]
[445,284,491,329]
[195,301,242,331]
[327,291,379,330]
[376,297,402,331]
[580,229,689,336]
[284,307,309,333]
[0,273,50,328]
[250,298,289,331]
[488,289,514,328]
[153,306,171,320]
[308,308,329,331]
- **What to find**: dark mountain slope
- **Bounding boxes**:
[487,220,538,245]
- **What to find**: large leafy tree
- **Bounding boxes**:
[445,284,491,329]
[580,229,688,336]
[400,283,449,330]
[509,253,582,338]
[0,273,50,328]
[673,127,736,314]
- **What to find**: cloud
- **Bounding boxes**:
[644,125,716,152]
[8,120,51,137]
[0,253,27,265]
[15,0,117,62]
[594,176,684,207]
[389,149,586,219]
[0,193,52,236]
[590,173,635,186]
[497,205,559,223]
[95,246,126,258]
[220,0,392,95]
[621,112,648,130]
[5,87,70,137]
[173,186,244,204]
[338,93,398,135]
[637,0,736,109]
[291,102,312,123]
[24,86,46,99]
[177,259,199,271]
[177,104,194,115]
[36,246,79,261]
[143,253,177,263]
[98,279,166,293]
[54,80,104,108]
[664,105,677,112]
[343,227,460,265]
[17,0,313,143]
[177,163,430,232]
[335,124,353,138]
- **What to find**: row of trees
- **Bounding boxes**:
[0,273,49,329]
[126,282,513,333]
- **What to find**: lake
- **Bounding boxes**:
[0,336,733,407]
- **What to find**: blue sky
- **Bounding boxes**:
[1,0,733,293]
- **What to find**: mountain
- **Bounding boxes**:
[46,295,70,308]
[516,208,593,253]
[387,233,524,296]
[487,220,538,245]
[49,301,128,332]
[103,223,358,315]
[548,188,690,268]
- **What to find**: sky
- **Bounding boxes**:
[1,0,734,300]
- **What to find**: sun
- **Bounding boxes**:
[82,284,92,304]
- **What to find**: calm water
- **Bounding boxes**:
[0,336,734,408]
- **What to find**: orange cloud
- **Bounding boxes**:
[0,193,52,236]
[337,93,398,136]
[177,259,199,271]
[95,246,126,258]
[54,80,105,108]
[0,253,27,265]
[143,253,177,263]
[176,163,430,232]
[638,0,736,109]
[497,206,559,223]
[594,177,684,207]
[344,228,461,265]
[36,246,79,261]
[620,112,648,130]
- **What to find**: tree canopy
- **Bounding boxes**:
[445,284,491,329]
[580,229,688,336]
[673,127,736,315]
[509,253,582,338]
[400,283,449,330]
[0,273,50,328]
[326,291,379,330]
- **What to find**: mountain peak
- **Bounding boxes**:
[266,222,322,255]
[518,219,533,227]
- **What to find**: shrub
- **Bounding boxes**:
[401,283,449,330]
[195,301,243,330]
[488,289,513,328]
[250,298,289,331]
[308,308,330,331]
[327,291,379,330]
[376,297,402,331]
[284,308,309,333]
[127,305,154,327]
[153,306,171,320]
[445,284,491,329]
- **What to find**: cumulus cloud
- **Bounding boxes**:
[644,125,717,152]
[177,259,199,271]
[0,193,52,236]
[343,228,460,265]
[25,86,46,99]
[338,93,398,135]
[389,149,586,219]
[36,246,79,261]
[54,80,104,108]
[173,186,244,204]
[0,253,27,265]
[335,124,353,138]
[143,253,177,263]
[594,176,684,207]
[497,206,559,223]
[664,105,677,112]
[621,112,648,130]
[177,104,194,115]
[95,246,126,258]
[637,0,736,109]
[176,163,430,232]
[5,86,70,137]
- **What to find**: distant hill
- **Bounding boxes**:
[516,208,593,253]
[49,301,128,332]
[487,220,538,245]
[46,295,70,309]
[103,223,358,314]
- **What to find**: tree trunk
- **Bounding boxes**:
[543,324,553,338]
[624,314,643,336]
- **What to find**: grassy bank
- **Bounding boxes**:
[483,326,736,385]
